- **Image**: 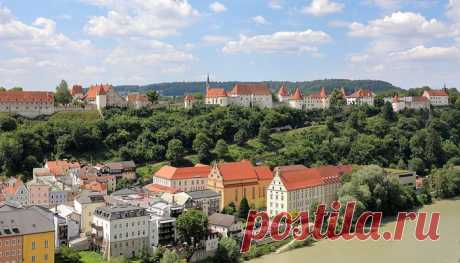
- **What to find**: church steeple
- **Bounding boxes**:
[206,73,210,91]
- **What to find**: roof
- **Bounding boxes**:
[154,165,211,180]
[33,168,52,177]
[127,93,150,103]
[278,85,289,96]
[3,178,25,195]
[161,192,191,206]
[85,84,113,99]
[0,91,54,103]
[75,190,105,204]
[254,166,273,181]
[275,164,352,191]
[94,205,146,220]
[71,85,83,96]
[144,183,180,194]
[82,181,107,193]
[229,83,271,96]
[103,161,136,170]
[184,95,194,101]
[307,87,327,98]
[347,89,374,98]
[46,160,80,177]
[206,88,227,98]
[214,160,259,181]
[186,189,220,200]
[0,207,54,236]
[111,188,141,196]
[208,213,237,227]
[424,89,448,96]
[290,87,303,100]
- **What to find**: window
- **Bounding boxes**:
[32,256,36,262]
[44,240,48,248]
[32,241,36,249]
[44,254,48,261]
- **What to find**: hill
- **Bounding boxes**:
[114,79,402,97]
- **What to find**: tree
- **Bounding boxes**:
[147,91,160,104]
[193,133,213,163]
[258,126,271,145]
[222,202,236,215]
[166,139,185,165]
[176,209,208,258]
[214,139,228,160]
[0,117,17,132]
[234,128,248,146]
[160,249,181,263]
[382,102,396,121]
[107,257,129,263]
[216,237,240,263]
[239,197,250,219]
[55,247,81,263]
[9,87,22,91]
[408,157,425,175]
[54,80,72,105]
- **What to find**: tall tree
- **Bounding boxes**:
[54,80,72,105]
[176,209,208,260]
[193,133,213,163]
[159,249,181,263]
[166,139,185,166]
[147,91,160,104]
[239,197,250,219]
[216,237,240,263]
[214,139,228,160]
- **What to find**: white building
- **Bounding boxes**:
[266,165,352,217]
[228,83,273,108]
[345,89,375,106]
[92,206,150,260]
[304,87,330,110]
[127,93,152,109]
[205,87,229,106]
[422,89,449,106]
[277,84,290,103]
[288,87,304,110]
[0,91,55,117]
[84,84,128,110]
[207,213,242,239]
[152,165,211,192]
[391,95,430,112]
[184,95,195,109]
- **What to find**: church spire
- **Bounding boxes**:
[206,73,210,91]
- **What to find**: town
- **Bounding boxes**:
[0,79,458,263]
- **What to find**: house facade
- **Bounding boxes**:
[74,190,106,234]
[205,82,273,108]
[152,165,211,192]
[304,87,330,110]
[288,87,304,110]
[391,95,430,112]
[345,89,375,106]
[84,84,128,110]
[422,89,449,106]
[0,91,54,117]
[277,84,290,102]
[127,93,152,109]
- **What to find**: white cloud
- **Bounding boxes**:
[84,0,199,38]
[222,29,331,54]
[269,0,283,9]
[252,15,269,25]
[209,2,227,13]
[303,0,344,16]
[202,35,230,44]
[391,45,460,61]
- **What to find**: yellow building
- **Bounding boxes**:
[0,205,55,263]
[74,190,106,234]
[207,160,273,209]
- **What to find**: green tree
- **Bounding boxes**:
[9,87,22,91]
[214,139,229,160]
[176,209,208,258]
[239,197,250,219]
[160,249,181,263]
[258,126,271,145]
[166,139,185,165]
[107,257,129,263]
[147,91,160,104]
[0,117,17,132]
[55,247,81,263]
[222,202,237,215]
[234,128,248,146]
[54,80,72,105]
[193,133,213,163]
[382,102,396,121]
[216,237,240,263]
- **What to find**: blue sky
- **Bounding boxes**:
[0,0,459,90]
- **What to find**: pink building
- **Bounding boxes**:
[27,181,50,206]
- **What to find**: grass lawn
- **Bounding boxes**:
[136,161,169,179]
[79,251,141,263]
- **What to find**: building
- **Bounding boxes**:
[27,180,50,207]
[207,160,273,209]
[277,84,290,103]
[288,87,304,110]
[3,178,29,207]
[143,184,180,196]
[345,89,375,106]
[422,89,449,106]
[147,200,177,250]
[74,190,106,234]
[84,84,128,110]
[266,164,352,217]
[45,160,81,177]
[152,164,211,192]
[205,87,229,106]
[0,206,55,263]
[70,85,84,100]
[92,205,149,259]
[184,95,195,109]
[304,87,330,110]
[207,213,242,239]
[186,189,221,215]
[391,95,430,112]
[82,181,108,195]
[0,91,54,117]
[384,168,416,188]
[96,161,137,181]
[228,83,273,108]
[127,93,152,109]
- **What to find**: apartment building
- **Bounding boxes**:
[422,89,449,106]
[152,164,211,192]
[0,91,54,117]
[345,89,375,106]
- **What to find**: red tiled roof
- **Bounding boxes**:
[144,183,180,194]
[155,165,211,180]
[184,95,194,101]
[275,164,352,191]
[424,89,448,96]
[229,84,271,96]
[206,88,227,98]
[290,87,303,100]
[215,160,258,181]
[347,89,374,98]
[3,178,24,195]
[127,93,149,103]
[82,181,107,193]
[85,84,113,99]
[0,91,54,103]
[307,87,327,98]
[412,96,429,102]
[278,85,289,96]
[46,160,81,177]
[254,166,273,181]
[71,85,83,96]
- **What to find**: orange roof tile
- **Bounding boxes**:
[278,85,289,96]
[155,165,211,180]
[254,166,273,181]
[424,89,448,96]
[46,160,81,177]
[215,160,259,181]
[144,183,180,194]
[0,91,54,103]
[85,84,113,99]
[206,88,227,98]
[82,181,107,193]
[290,87,303,100]
[71,85,83,96]
[347,89,374,98]
[307,87,328,98]
[229,84,271,96]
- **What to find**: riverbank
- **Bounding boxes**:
[249,198,460,263]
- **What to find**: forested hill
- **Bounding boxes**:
[114,79,402,96]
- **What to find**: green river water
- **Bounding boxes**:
[251,198,460,263]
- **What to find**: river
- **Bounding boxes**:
[250,198,460,263]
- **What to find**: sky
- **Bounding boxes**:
[0,0,459,90]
